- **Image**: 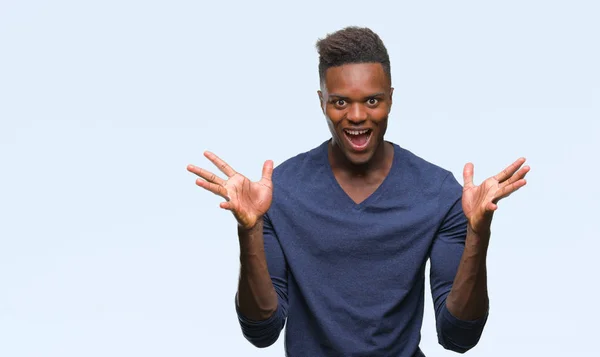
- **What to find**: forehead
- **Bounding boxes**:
[323,63,389,96]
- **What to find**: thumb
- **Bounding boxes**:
[463,162,474,188]
[261,160,274,183]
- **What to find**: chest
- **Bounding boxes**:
[336,180,381,204]
[274,203,440,296]
[274,192,440,267]
[333,172,387,205]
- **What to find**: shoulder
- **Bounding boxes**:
[267,140,332,210]
[271,140,328,184]
[393,143,454,183]
[390,142,463,201]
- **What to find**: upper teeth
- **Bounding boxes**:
[345,129,369,136]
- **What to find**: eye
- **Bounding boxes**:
[336,99,346,106]
[367,98,379,106]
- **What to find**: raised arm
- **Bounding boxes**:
[235,214,289,347]
[430,158,529,353]
[447,158,529,320]
[187,152,288,347]
[429,174,487,353]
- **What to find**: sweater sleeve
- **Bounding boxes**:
[429,173,488,353]
[235,213,289,348]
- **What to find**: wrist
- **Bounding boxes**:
[466,224,491,250]
[237,219,265,255]
[238,218,263,234]
[467,223,490,236]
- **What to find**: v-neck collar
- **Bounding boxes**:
[319,139,400,211]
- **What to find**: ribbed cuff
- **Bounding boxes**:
[441,304,488,329]
[234,293,285,348]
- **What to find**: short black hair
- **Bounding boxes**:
[316,26,391,84]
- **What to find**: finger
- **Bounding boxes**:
[486,202,498,211]
[196,178,230,200]
[260,160,274,183]
[463,163,474,188]
[187,165,226,186]
[493,178,527,203]
[204,151,237,177]
[494,157,526,183]
[500,165,530,189]
[220,201,233,210]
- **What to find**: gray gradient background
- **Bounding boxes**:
[1,1,598,356]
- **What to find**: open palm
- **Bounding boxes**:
[187,151,273,230]
[462,158,530,235]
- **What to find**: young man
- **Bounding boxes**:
[187,26,529,356]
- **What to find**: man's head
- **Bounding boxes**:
[316,26,394,166]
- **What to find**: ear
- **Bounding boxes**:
[317,90,325,114]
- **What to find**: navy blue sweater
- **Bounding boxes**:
[236,140,488,356]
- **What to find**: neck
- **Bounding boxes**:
[328,139,393,177]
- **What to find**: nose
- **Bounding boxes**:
[347,102,367,123]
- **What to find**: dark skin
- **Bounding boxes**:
[187,152,277,320]
[318,63,395,204]
[187,62,530,322]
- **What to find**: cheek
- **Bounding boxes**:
[325,108,344,125]
[324,115,337,133]
[371,106,391,121]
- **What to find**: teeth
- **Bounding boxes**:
[344,129,370,136]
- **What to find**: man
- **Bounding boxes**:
[187,26,529,356]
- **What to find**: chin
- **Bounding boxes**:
[341,138,379,166]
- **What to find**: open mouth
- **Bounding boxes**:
[343,128,373,151]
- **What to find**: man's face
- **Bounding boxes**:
[318,62,393,166]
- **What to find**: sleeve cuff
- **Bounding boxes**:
[441,303,489,329]
[234,293,285,348]
[235,293,282,327]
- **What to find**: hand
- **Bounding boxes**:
[187,151,274,230]
[462,158,530,235]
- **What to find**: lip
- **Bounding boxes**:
[342,129,373,152]
[343,128,372,133]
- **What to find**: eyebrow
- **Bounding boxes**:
[329,92,386,100]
